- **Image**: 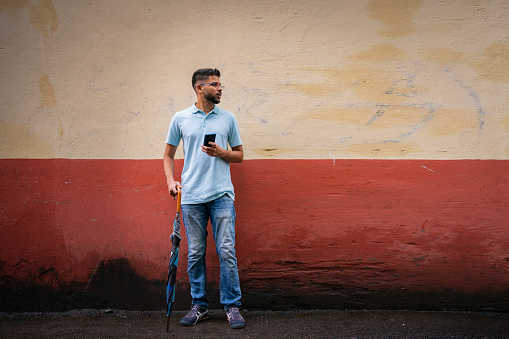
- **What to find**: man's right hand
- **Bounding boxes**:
[168,181,182,199]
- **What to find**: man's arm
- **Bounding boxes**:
[201,143,243,163]
[163,143,181,197]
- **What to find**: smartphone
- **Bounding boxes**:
[203,134,216,146]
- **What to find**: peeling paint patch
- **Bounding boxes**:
[413,256,427,262]
[345,142,420,157]
[260,148,279,157]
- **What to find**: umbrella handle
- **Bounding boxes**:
[176,186,181,213]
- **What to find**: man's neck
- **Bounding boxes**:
[196,100,215,115]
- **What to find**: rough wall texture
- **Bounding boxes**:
[2,0,509,160]
[1,0,508,312]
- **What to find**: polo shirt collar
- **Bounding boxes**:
[192,103,218,115]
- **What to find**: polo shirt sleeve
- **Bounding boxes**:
[228,115,243,148]
[166,114,182,146]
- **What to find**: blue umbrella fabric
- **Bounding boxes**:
[166,187,181,332]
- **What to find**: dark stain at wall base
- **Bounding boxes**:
[1,258,508,313]
[1,258,190,312]
[81,258,185,311]
[241,280,509,313]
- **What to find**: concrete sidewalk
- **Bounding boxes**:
[1,309,508,338]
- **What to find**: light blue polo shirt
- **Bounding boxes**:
[166,104,242,204]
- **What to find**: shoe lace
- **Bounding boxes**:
[190,304,202,315]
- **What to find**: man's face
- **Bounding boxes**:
[200,75,222,104]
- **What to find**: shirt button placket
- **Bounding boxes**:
[202,113,207,133]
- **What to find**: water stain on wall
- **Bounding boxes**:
[293,51,487,158]
[428,109,478,136]
[363,105,433,130]
[289,84,338,97]
[367,0,424,37]
[352,70,412,104]
[309,104,429,127]
[310,108,378,124]
[0,120,28,156]
[428,49,463,63]
[0,120,54,158]
[320,68,410,104]
[474,43,509,84]
[430,44,509,84]
[39,72,56,107]
[30,0,58,40]
[351,43,406,61]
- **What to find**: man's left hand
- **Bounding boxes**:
[201,142,224,157]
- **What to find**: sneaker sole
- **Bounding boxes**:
[229,322,245,329]
[180,314,209,326]
[226,315,245,329]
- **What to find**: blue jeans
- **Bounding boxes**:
[181,194,241,309]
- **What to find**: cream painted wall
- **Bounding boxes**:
[1,0,508,160]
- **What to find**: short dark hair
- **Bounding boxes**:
[192,68,221,89]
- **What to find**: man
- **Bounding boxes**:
[163,68,245,329]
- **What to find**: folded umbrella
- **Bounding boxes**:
[166,187,182,332]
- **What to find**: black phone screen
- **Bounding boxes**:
[203,134,216,146]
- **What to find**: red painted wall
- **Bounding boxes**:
[1,159,508,311]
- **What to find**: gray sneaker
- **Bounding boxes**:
[225,307,245,329]
[180,305,209,326]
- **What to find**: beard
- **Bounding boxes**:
[204,91,220,104]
